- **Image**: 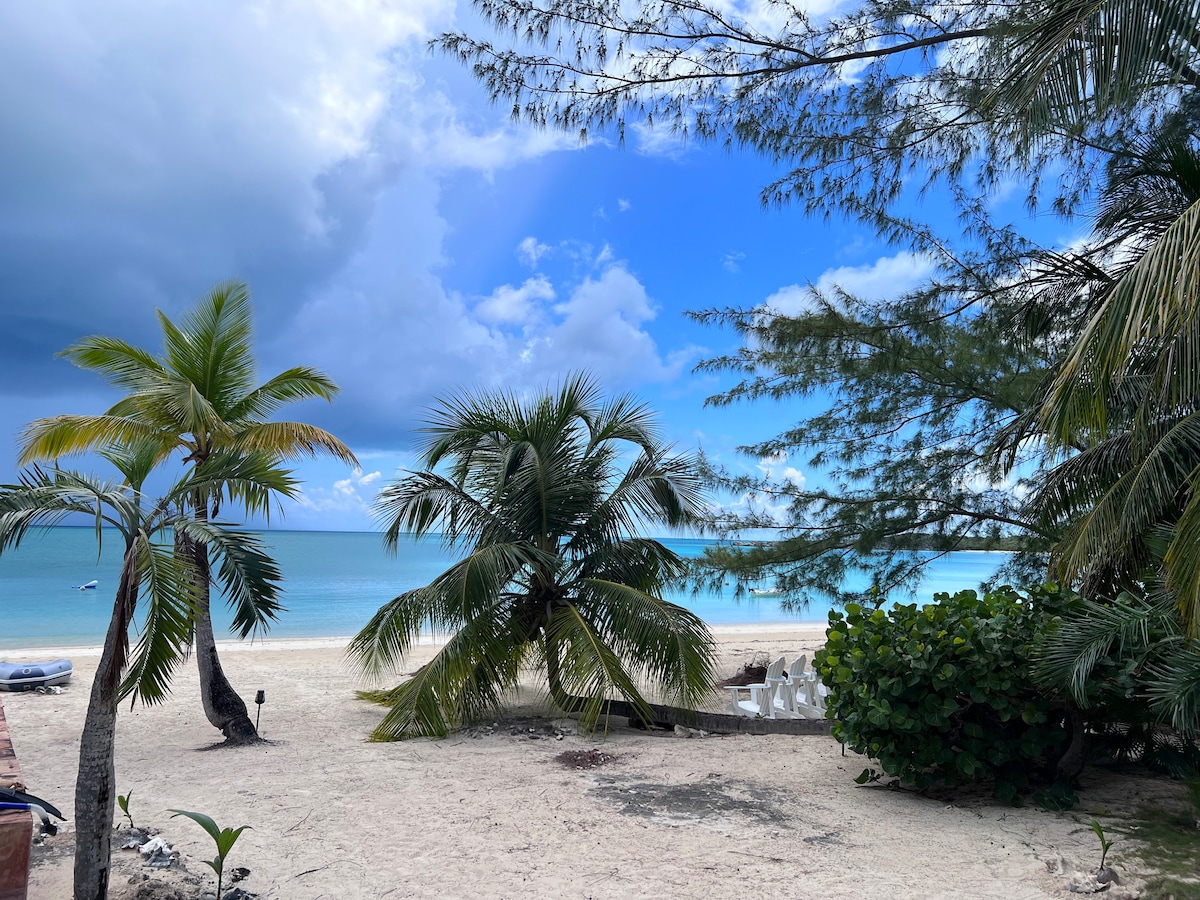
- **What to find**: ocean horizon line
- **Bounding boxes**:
[1,529,1008,651]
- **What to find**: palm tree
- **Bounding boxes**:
[349,374,717,740]
[1034,106,1200,633]
[1015,108,1200,736]
[0,447,289,900]
[18,281,358,742]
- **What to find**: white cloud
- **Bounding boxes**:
[629,121,693,158]
[617,198,631,212]
[295,467,384,520]
[277,191,695,448]
[757,453,806,489]
[517,236,551,267]
[475,276,555,325]
[764,251,936,314]
[723,251,746,274]
[514,265,693,383]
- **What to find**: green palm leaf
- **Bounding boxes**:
[362,610,531,739]
[992,0,1200,129]
[357,374,716,739]
[177,519,285,639]
[119,539,199,706]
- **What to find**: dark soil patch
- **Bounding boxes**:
[718,653,771,687]
[591,774,791,827]
[556,748,618,770]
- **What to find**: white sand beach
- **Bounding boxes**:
[1,628,1176,899]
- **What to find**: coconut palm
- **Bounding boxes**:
[0,446,289,900]
[1010,107,1200,737]
[1035,109,1200,635]
[18,280,358,742]
[349,374,717,740]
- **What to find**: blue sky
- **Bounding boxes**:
[0,1,1074,532]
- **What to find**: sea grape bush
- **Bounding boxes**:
[815,585,1079,803]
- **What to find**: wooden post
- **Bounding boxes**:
[0,697,31,900]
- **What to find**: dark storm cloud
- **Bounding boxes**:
[0,0,691,493]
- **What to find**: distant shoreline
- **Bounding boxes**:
[0,621,830,658]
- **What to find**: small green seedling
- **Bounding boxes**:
[117,791,134,830]
[1090,818,1115,871]
[170,809,251,899]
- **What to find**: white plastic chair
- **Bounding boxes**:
[776,655,807,716]
[792,672,829,719]
[724,656,788,717]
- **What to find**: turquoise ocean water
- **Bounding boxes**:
[0,529,1011,650]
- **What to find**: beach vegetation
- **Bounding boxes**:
[1034,588,1200,773]
[431,0,1200,618]
[0,444,285,900]
[18,280,358,743]
[433,1,1200,666]
[116,791,134,831]
[169,808,251,900]
[431,1,1200,784]
[350,373,717,740]
[816,585,1079,803]
[1090,818,1115,871]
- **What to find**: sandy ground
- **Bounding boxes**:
[0,628,1182,899]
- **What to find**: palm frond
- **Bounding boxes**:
[363,611,531,740]
[189,450,299,521]
[992,0,1200,129]
[543,602,655,729]
[583,389,659,456]
[1145,640,1200,733]
[119,537,199,705]
[347,588,442,677]
[1161,477,1200,634]
[1044,199,1200,444]
[570,579,717,709]
[231,422,358,466]
[349,542,548,674]
[1034,591,1178,703]
[574,537,690,592]
[175,520,285,639]
[56,336,166,392]
[422,541,546,623]
[18,416,166,465]
[160,280,255,404]
[0,467,137,547]
[373,471,510,550]
[227,367,341,421]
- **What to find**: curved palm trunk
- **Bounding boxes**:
[73,558,137,900]
[189,537,259,744]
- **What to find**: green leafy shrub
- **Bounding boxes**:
[815,584,1078,802]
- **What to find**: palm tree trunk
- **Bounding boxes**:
[73,558,136,900]
[194,595,258,743]
[191,540,260,744]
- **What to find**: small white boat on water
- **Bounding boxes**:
[72,580,98,590]
[0,659,73,692]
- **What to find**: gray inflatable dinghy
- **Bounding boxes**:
[0,659,73,691]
